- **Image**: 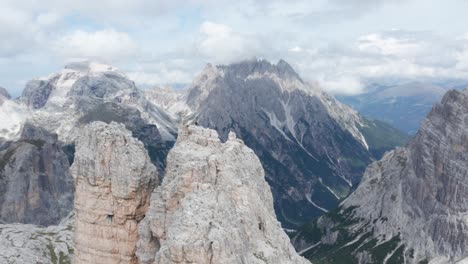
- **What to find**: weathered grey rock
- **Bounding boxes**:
[21,78,57,109]
[72,121,158,264]
[294,89,468,263]
[9,61,176,174]
[0,213,74,264]
[0,123,74,226]
[144,86,191,120]
[0,87,10,99]
[77,101,173,175]
[136,125,309,264]
[0,87,10,105]
[182,59,406,227]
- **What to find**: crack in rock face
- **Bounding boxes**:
[136,125,309,264]
[71,121,158,264]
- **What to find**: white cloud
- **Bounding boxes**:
[357,33,422,56]
[196,21,262,63]
[454,32,468,71]
[289,46,303,52]
[1,0,468,97]
[284,29,468,95]
[127,63,194,88]
[0,4,43,56]
[317,75,365,95]
[55,29,138,62]
[36,12,60,26]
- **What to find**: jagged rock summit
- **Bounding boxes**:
[2,61,177,143]
[0,86,10,105]
[174,58,408,227]
[137,125,309,264]
[294,89,468,263]
[71,121,158,264]
[21,61,126,110]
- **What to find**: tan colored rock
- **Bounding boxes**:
[71,121,158,264]
[136,125,309,264]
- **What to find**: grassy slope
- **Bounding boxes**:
[359,118,410,159]
[295,207,408,264]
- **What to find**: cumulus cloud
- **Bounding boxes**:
[454,32,468,71]
[316,75,365,95]
[0,4,45,57]
[1,0,468,97]
[55,29,138,62]
[289,46,303,52]
[196,21,262,63]
[357,33,422,56]
[127,63,194,88]
[284,30,468,95]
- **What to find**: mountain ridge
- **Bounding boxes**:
[294,88,468,263]
[156,58,409,228]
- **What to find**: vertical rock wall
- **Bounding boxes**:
[71,122,158,264]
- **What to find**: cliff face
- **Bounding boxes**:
[294,89,468,263]
[0,123,74,226]
[71,122,158,264]
[0,87,10,105]
[137,125,309,264]
[182,59,407,227]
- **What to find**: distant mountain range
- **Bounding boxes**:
[0,59,410,262]
[338,78,468,134]
[0,60,407,230]
[146,59,408,228]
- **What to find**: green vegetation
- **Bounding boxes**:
[342,156,368,171]
[47,242,58,264]
[297,206,406,264]
[62,144,75,166]
[46,239,72,264]
[359,118,410,158]
[367,235,401,263]
[58,251,72,264]
[387,245,406,264]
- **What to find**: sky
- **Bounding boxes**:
[1,0,468,97]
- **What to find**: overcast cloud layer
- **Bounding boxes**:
[1,0,468,96]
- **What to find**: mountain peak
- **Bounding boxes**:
[217,58,302,81]
[297,88,468,262]
[0,86,11,100]
[439,87,468,106]
[137,125,310,264]
[21,61,129,110]
[277,59,298,76]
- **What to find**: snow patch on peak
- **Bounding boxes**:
[0,100,29,141]
[64,61,122,75]
[30,62,126,109]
